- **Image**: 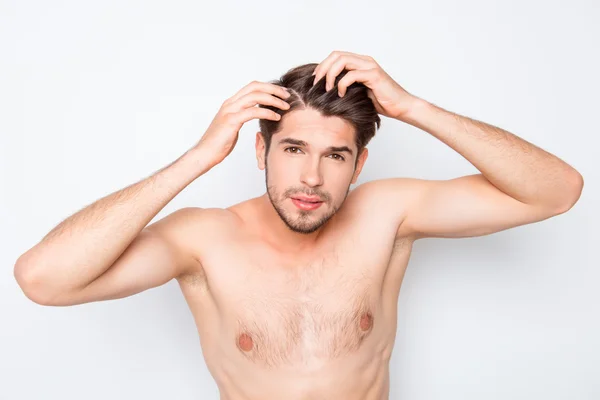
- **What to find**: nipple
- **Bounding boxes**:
[238,333,254,352]
[359,312,373,331]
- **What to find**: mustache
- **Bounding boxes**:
[283,187,330,202]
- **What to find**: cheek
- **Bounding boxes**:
[268,167,294,185]
[326,166,354,184]
[330,171,354,195]
[269,158,302,180]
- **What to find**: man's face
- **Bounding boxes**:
[256,108,367,234]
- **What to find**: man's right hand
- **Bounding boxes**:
[195,81,291,167]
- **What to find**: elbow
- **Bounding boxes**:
[14,260,58,306]
[556,171,584,214]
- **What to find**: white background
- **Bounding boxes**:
[1,0,598,399]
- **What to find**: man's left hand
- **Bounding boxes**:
[312,50,420,121]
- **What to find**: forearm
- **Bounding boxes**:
[401,97,584,210]
[14,145,213,292]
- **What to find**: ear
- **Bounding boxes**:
[256,131,266,170]
[351,148,369,184]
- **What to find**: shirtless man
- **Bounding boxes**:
[14,51,584,400]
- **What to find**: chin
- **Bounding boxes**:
[287,216,328,234]
[286,205,337,234]
[286,222,323,235]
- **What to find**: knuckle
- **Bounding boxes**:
[236,92,250,103]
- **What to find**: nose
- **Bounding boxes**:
[300,158,324,187]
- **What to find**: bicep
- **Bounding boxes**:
[374,174,559,240]
[50,208,201,306]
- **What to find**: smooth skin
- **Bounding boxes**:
[15,51,584,400]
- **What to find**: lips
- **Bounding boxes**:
[291,198,323,210]
[292,196,323,203]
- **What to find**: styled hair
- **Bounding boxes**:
[258,63,381,166]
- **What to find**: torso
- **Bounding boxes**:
[175,187,415,400]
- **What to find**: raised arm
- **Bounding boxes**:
[309,51,584,240]
[25,207,212,306]
[356,173,578,241]
[13,80,291,306]
[351,99,583,240]
[13,148,212,306]
[392,97,583,240]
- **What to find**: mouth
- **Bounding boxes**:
[291,197,324,210]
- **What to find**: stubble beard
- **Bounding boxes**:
[265,165,349,235]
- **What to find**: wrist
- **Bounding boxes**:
[397,96,430,125]
[182,144,219,175]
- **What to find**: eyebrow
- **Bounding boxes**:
[278,137,354,156]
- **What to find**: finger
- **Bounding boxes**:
[367,89,385,114]
[225,91,291,113]
[227,107,281,126]
[228,81,290,104]
[336,68,378,97]
[312,51,372,86]
[312,51,342,85]
[324,56,373,92]
[312,50,370,79]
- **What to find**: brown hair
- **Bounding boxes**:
[258,63,381,167]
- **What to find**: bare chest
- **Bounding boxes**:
[188,237,395,368]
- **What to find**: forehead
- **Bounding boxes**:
[277,108,355,147]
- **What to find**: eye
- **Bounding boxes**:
[284,147,303,154]
[329,153,345,161]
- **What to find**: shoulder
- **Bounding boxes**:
[345,178,428,239]
[150,207,237,234]
[347,177,425,211]
[148,206,241,274]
